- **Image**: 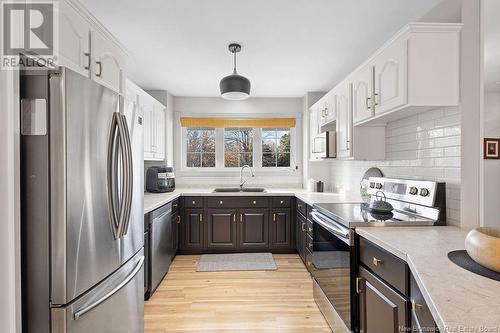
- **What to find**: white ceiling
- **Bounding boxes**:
[81,0,443,97]
[484,0,500,92]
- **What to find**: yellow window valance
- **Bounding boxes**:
[180,117,296,128]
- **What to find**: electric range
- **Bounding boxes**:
[309,177,446,333]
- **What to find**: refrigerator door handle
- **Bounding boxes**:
[73,255,144,320]
[118,114,133,237]
[107,113,121,239]
[115,112,130,238]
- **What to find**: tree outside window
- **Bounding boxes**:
[186,128,216,167]
[262,128,290,167]
[224,128,253,167]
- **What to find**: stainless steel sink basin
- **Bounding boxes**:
[213,187,266,193]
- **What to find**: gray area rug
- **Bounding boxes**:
[196,253,277,272]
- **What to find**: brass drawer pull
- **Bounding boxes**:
[176,215,181,224]
[192,200,196,205]
[240,213,243,222]
[301,222,306,232]
[219,200,223,205]
[233,214,236,223]
[372,257,383,266]
[280,200,284,204]
[253,200,257,205]
[273,213,276,222]
[199,214,203,222]
[411,299,423,311]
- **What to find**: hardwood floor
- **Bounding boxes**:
[144,254,331,333]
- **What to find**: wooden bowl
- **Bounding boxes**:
[465,227,500,273]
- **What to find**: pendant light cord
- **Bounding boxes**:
[233,49,237,74]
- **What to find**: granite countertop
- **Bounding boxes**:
[143,188,362,214]
[356,226,500,333]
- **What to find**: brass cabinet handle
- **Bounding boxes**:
[307,260,312,267]
[233,214,236,223]
[374,93,379,106]
[192,200,196,205]
[356,277,363,294]
[199,214,203,222]
[301,222,306,232]
[176,215,181,224]
[273,213,276,222]
[240,213,243,223]
[372,257,382,266]
[365,96,371,110]
[411,299,423,311]
[95,61,102,77]
[253,200,257,205]
[280,200,284,204]
[308,227,312,233]
[219,200,223,205]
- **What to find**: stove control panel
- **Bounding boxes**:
[367,177,440,207]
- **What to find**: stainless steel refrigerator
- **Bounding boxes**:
[20,67,144,332]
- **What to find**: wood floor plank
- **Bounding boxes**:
[144,254,331,332]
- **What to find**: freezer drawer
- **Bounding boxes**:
[51,249,144,333]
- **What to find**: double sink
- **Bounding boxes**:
[212,187,266,193]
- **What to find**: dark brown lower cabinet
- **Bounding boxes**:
[207,209,237,250]
[358,266,409,333]
[270,208,291,248]
[410,273,440,332]
[183,209,204,250]
[239,209,269,249]
[296,211,307,262]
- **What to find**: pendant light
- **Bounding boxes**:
[220,43,251,100]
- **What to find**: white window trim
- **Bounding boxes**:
[179,127,298,174]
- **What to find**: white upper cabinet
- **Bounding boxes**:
[91,30,126,94]
[57,1,91,77]
[351,65,374,124]
[318,91,337,128]
[127,80,167,161]
[353,23,462,125]
[54,0,127,93]
[336,82,352,159]
[373,39,407,115]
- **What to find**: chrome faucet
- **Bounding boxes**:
[239,165,255,189]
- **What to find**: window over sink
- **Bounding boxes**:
[180,118,296,171]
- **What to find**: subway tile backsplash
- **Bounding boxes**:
[321,106,461,226]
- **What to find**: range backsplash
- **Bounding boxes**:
[309,106,461,226]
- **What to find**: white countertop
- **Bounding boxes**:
[356,226,500,333]
[143,187,362,214]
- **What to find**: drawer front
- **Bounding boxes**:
[171,199,179,213]
[306,234,313,253]
[296,199,307,216]
[359,237,408,295]
[184,197,204,208]
[410,274,440,332]
[305,248,314,272]
[272,197,292,208]
[306,219,313,236]
[207,196,269,208]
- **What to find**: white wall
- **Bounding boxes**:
[308,107,462,226]
[173,97,303,187]
[483,92,500,227]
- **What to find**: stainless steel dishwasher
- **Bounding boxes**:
[147,202,173,298]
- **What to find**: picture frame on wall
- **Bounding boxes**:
[484,138,500,159]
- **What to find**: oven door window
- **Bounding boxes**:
[311,220,352,328]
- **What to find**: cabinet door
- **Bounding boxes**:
[270,209,291,249]
[172,212,180,255]
[296,213,306,262]
[358,267,409,333]
[325,94,337,124]
[142,102,155,160]
[207,209,237,250]
[153,105,166,160]
[309,107,320,138]
[352,66,374,124]
[238,209,269,249]
[91,30,125,93]
[336,82,353,158]
[373,40,407,115]
[183,209,204,250]
[58,1,90,77]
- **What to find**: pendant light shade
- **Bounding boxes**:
[220,43,251,100]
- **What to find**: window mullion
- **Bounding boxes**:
[254,128,262,168]
[216,128,224,169]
